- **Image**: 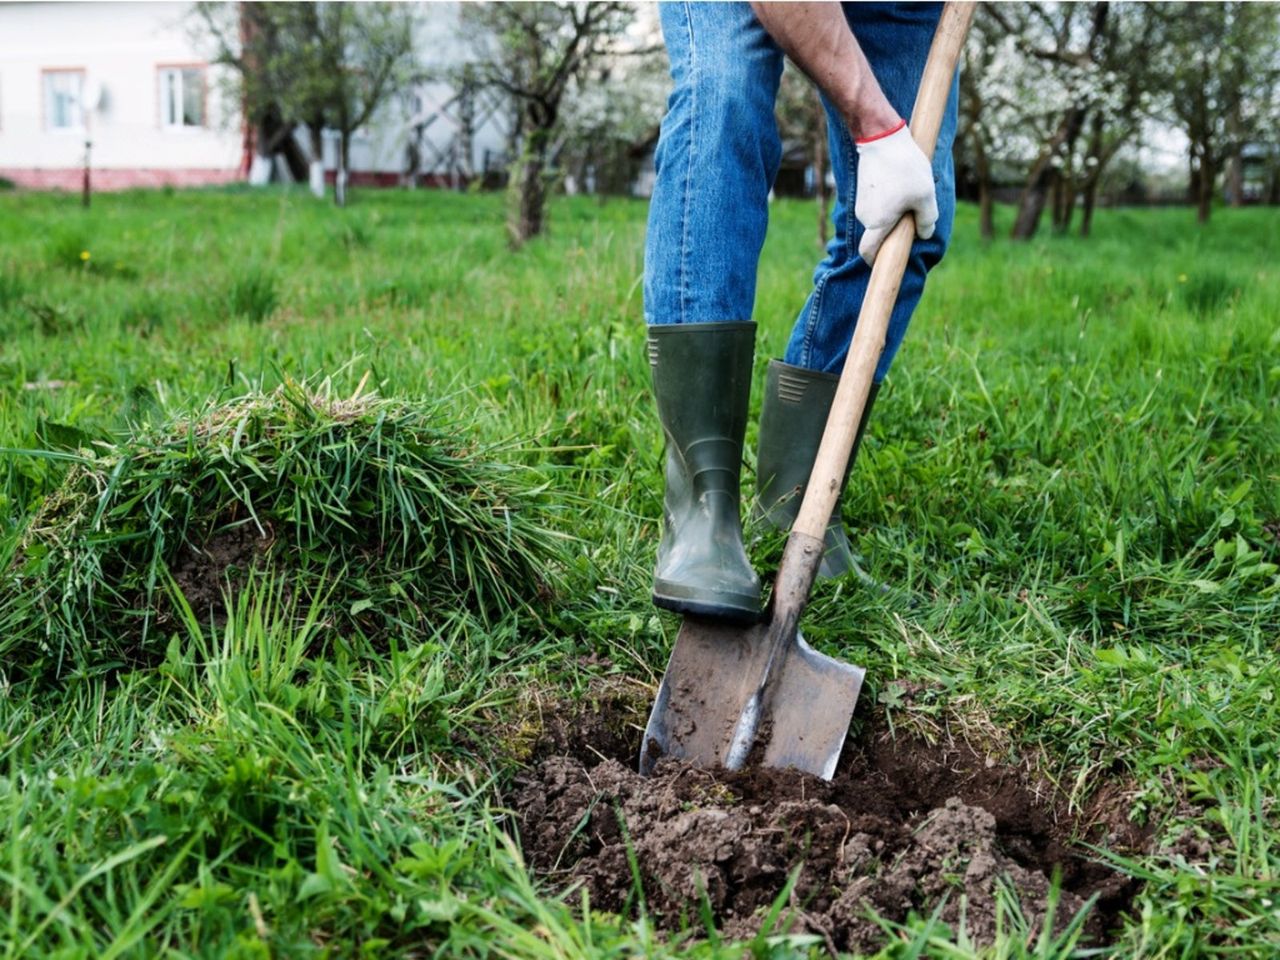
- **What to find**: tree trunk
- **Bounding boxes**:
[1060,177,1078,234]
[279,134,308,182]
[82,139,91,209]
[508,129,550,247]
[1225,151,1244,207]
[1079,117,1104,238]
[248,154,273,186]
[1196,153,1214,223]
[1225,102,1244,207]
[1080,174,1100,238]
[1050,173,1067,233]
[308,126,326,199]
[457,78,475,187]
[336,130,349,208]
[1011,171,1051,241]
[249,108,290,186]
[1009,1,1107,241]
[1011,108,1085,240]
[813,89,829,249]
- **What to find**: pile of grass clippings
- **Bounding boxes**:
[3,376,568,679]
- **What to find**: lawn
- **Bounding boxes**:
[0,186,1277,958]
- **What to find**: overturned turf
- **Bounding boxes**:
[515,709,1145,951]
[3,380,567,678]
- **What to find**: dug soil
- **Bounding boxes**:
[513,688,1146,952]
[169,521,272,622]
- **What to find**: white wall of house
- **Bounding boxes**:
[0,1,243,187]
[0,1,512,191]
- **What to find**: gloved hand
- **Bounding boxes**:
[854,121,938,265]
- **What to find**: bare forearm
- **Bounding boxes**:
[749,2,899,139]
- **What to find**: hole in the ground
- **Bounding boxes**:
[513,686,1147,952]
[168,522,272,623]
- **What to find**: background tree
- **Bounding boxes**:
[195,2,307,185]
[1066,3,1164,236]
[1154,2,1280,222]
[981,3,1114,241]
[459,1,635,247]
[555,42,666,200]
[962,3,1174,240]
[196,2,416,206]
[954,5,1086,241]
[956,10,1009,241]
[303,3,416,206]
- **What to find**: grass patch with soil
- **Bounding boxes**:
[517,700,1146,953]
[0,188,1277,957]
[4,377,566,678]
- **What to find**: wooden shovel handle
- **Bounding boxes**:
[790,2,974,548]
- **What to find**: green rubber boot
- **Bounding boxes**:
[648,322,761,623]
[755,359,881,582]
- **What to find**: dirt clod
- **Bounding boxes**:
[514,717,1144,950]
[170,522,271,620]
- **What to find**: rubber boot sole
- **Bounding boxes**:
[651,583,763,625]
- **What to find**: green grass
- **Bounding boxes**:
[0,185,1278,957]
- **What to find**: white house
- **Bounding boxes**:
[0,1,243,189]
[0,1,509,191]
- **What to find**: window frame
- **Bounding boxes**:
[156,62,208,130]
[42,67,87,133]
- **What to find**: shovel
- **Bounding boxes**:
[639,3,974,780]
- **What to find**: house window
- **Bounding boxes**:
[159,66,204,128]
[44,70,84,130]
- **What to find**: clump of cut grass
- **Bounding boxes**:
[3,374,569,679]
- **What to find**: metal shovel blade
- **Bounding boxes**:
[639,615,864,780]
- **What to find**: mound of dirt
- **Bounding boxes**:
[514,719,1143,951]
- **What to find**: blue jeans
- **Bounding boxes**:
[643,2,958,381]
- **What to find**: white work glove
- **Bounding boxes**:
[854,122,938,265]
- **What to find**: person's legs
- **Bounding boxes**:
[755,359,883,582]
[784,1,958,377]
[759,2,957,579]
[644,2,785,620]
[644,1,785,325]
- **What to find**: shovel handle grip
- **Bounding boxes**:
[787,3,974,557]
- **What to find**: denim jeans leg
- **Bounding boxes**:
[643,2,786,325]
[783,2,958,380]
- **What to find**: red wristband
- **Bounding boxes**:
[855,118,906,145]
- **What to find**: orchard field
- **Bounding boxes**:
[0,188,1277,958]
